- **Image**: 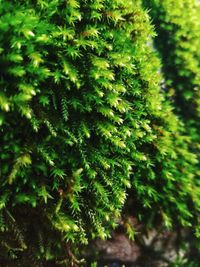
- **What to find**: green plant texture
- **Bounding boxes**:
[0,0,199,266]
[143,0,200,238]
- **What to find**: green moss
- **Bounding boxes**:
[0,0,199,265]
[142,0,200,233]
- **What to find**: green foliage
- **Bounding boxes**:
[143,0,200,119]
[0,0,199,265]
[142,0,200,237]
[142,0,200,160]
[169,259,199,267]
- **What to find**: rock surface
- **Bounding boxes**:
[85,224,190,267]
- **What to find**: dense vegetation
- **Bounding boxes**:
[143,0,200,239]
[0,0,199,266]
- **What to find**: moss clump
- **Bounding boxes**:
[0,0,199,265]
